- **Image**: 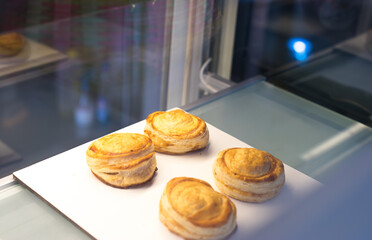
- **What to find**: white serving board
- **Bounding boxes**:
[14,121,321,240]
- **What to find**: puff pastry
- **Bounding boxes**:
[86,133,157,188]
[160,177,237,240]
[0,32,24,57]
[213,148,285,202]
[144,109,209,154]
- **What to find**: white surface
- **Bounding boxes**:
[14,121,321,240]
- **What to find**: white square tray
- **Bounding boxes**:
[14,120,321,239]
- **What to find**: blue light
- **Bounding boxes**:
[287,38,312,61]
[293,41,306,53]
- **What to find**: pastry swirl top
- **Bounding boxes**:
[224,148,272,177]
[146,109,206,139]
[160,177,237,239]
[144,109,209,154]
[87,133,152,158]
[216,148,283,184]
[213,147,285,199]
[86,133,154,171]
[86,133,157,188]
[166,177,234,228]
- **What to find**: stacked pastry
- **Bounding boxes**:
[0,32,24,57]
[213,147,285,202]
[159,177,237,240]
[86,133,157,188]
[144,109,209,154]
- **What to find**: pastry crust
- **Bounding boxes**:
[144,109,209,154]
[86,133,157,188]
[159,177,237,240]
[213,148,285,202]
[0,32,25,57]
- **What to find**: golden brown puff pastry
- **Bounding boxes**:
[0,32,25,57]
[159,177,237,240]
[144,109,209,154]
[213,148,285,203]
[86,133,157,188]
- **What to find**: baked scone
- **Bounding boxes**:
[144,109,209,154]
[160,177,237,240]
[0,32,25,57]
[213,148,285,202]
[86,133,157,188]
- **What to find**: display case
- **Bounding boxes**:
[0,0,371,239]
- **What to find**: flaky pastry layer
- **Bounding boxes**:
[213,148,285,202]
[86,133,157,188]
[144,109,209,154]
[159,177,236,240]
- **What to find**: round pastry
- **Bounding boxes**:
[0,32,25,57]
[159,177,237,240]
[86,133,157,188]
[144,109,209,154]
[213,147,285,202]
